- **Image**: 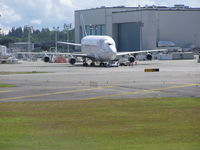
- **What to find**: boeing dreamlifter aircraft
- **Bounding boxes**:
[57,35,167,67]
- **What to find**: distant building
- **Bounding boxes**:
[9,42,34,52]
[75,5,200,51]
[0,45,7,56]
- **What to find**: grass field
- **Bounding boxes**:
[0,98,199,150]
[0,84,16,88]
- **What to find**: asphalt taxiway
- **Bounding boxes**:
[0,59,199,102]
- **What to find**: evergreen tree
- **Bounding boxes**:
[0,25,75,51]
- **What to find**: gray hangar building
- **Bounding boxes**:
[74,5,200,51]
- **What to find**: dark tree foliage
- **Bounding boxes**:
[0,37,15,47]
[0,26,74,51]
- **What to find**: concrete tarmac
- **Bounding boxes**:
[0,59,199,102]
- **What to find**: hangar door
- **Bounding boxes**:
[118,22,140,51]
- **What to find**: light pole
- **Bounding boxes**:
[25,26,33,58]
[23,26,33,60]
[53,26,59,53]
[64,23,72,53]
[0,14,2,35]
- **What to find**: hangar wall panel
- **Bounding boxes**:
[113,11,157,49]
[158,10,200,47]
[112,11,141,23]
[118,23,140,51]
[141,11,157,49]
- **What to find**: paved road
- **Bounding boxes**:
[0,59,199,102]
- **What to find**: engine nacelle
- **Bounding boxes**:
[69,58,76,65]
[146,54,152,60]
[43,56,50,62]
[128,56,135,63]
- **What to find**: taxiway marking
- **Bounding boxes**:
[85,83,200,100]
[0,86,112,101]
[0,90,14,93]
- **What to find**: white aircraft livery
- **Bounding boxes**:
[57,35,167,67]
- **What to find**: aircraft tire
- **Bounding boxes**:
[100,62,104,67]
[90,62,95,67]
[83,63,88,66]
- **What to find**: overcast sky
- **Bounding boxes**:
[0,0,200,33]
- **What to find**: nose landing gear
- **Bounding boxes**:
[90,62,96,67]
[99,61,119,67]
[100,62,107,67]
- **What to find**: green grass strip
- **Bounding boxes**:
[0,97,199,150]
[0,84,16,88]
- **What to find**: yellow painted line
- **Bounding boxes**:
[152,83,200,91]
[0,90,14,93]
[0,86,112,101]
[85,83,200,100]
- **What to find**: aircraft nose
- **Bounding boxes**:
[108,46,117,60]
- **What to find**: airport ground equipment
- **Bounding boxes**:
[144,68,159,72]
[198,55,200,63]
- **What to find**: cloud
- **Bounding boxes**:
[30,19,42,25]
[0,0,75,30]
[59,0,76,8]
[0,0,200,31]
[0,2,21,24]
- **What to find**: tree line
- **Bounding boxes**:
[0,26,74,51]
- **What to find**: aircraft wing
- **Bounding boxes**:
[16,51,96,60]
[70,53,96,61]
[16,41,82,55]
[16,52,71,55]
[57,41,81,47]
[69,53,87,57]
[116,49,168,56]
[56,41,96,59]
[16,51,93,58]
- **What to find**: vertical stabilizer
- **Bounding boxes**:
[80,14,87,37]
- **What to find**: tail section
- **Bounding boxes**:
[80,14,87,37]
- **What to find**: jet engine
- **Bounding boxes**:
[146,54,152,60]
[43,56,50,62]
[69,57,76,65]
[128,56,135,63]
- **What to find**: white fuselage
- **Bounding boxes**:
[81,36,117,61]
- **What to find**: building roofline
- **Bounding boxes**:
[75,5,200,13]
[113,8,200,14]
[75,6,137,12]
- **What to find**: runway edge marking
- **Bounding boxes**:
[0,90,14,93]
[84,83,200,100]
[0,86,112,101]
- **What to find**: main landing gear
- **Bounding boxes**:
[83,62,95,67]
[90,62,95,67]
[83,62,88,66]
[100,61,119,67]
[82,61,118,67]
[100,62,107,67]
[82,58,88,66]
